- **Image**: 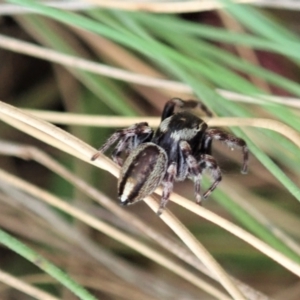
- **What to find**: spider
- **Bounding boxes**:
[92,98,249,215]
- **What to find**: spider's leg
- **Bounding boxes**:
[132,130,154,148]
[199,154,222,199]
[113,130,154,166]
[91,122,153,161]
[161,98,213,121]
[200,135,213,155]
[180,141,203,204]
[158,162,177,215]
[111,138,131,166]
[205,129,249,174]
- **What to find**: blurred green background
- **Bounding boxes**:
[0,1,300,299]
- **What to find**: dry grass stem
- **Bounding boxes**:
[0,34,300,109]
[0,142,213,276]
[0,1,299,16]
[252,0,300,10]
[0,140,269,299]
[85,0,261,13]
[7,274,158,300]
[0,269,59,300]
[221,178,300,257]
[159,189,300,277]
[1,101,299,297]
[0,101,97,164]
[0,168,231,300]
[22,110,300,149]
[0,1,299,298]
[0,101,249,298]
[144,198,246,299]
[0,2,93,16]
[216,90,300,108]
[0,103,300,262]
[0,186,199,300]
[0,34,191,94]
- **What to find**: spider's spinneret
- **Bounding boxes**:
[92,98,249,215]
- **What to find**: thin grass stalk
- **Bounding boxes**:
[0,116,239,297]
[0,140,271,300]
[0,101,299,277]
[2,1,299,16]
[7,0,300,101]
[0,185,200,300]
[20,110,300,150]
[0,142,214,277]
[0,269,60,300]
[0,168,232,300]
[1,34,300,108]
[0,229,97,300]
[65,0,267,13]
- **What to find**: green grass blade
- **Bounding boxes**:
[222,0,299,44]
[0,229,97,300]
[133,13,300,60]
[232,127,300,203]
[19,14,136,116]
[211,188,300,263]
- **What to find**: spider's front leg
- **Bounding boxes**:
[179,140,203,204]
[158,162,177,215]
[204,129,249,174]
[91,122,153,165]
[199,154,222,199]
[111,138,132,166]
[181,142,222,203]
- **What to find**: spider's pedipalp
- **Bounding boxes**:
[91,122,153,162]
[205,128,249,174]
[111,137,132,166]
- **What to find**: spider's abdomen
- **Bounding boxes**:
[118,142,168,205]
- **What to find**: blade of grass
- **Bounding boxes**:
[5,0,300,282]
[11,0,300,114]
[0,168,234,300]
[222,0,299,45]
[0,229,97,300]
[15,4,299,126]
[17,14,136,116]
[131,11,300,98]
[209,185,300,263]
[0,269,59,300]
[132,12,300,60]
[232,127,300,202]
[4,0,237,112]
[1,139,270,299]
[19,109,300,261]
[0,100,300,277]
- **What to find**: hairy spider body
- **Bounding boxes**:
[92,98,249,215]
[118,142,167,205]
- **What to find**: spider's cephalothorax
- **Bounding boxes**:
[92,98,249,215]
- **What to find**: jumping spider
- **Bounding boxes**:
[92,98,249,215]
